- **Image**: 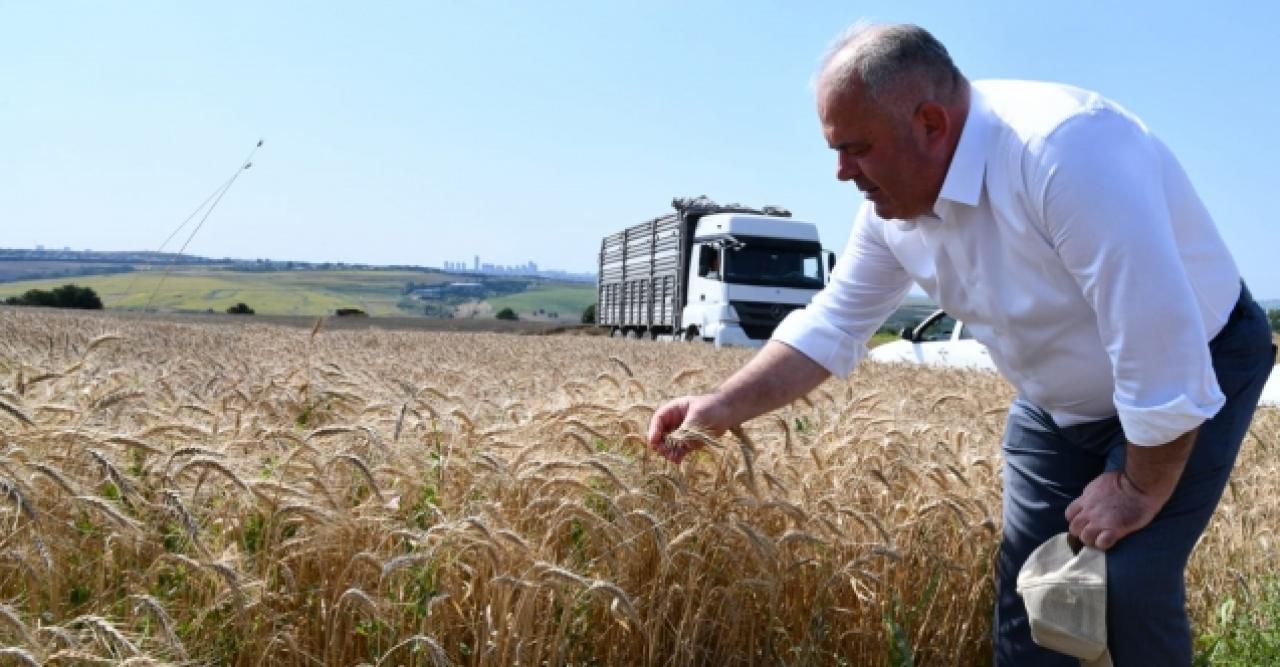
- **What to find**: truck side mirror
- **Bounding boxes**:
[899,326,914,341]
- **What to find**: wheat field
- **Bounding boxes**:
[0,308,1275,666]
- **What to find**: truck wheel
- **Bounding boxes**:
[611,328,624,338]
[625,329,640,340]
[681,328,699,342]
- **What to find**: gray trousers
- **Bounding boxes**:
[994,283,1277,666]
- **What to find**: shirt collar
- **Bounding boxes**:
[931,87,992,215]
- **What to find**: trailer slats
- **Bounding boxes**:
[597,214,685,331]
[597,197,791,335]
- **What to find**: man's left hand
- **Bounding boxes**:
[1065,470,1170,550]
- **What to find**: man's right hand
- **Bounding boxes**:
[647,393,733,463]
[644,341,831,464]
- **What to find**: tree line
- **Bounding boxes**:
[3,284,103,309]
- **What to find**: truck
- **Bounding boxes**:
[596,196,833,347]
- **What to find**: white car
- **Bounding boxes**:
[1261,365,1279,407]
[866,309,996,371]
[867,309,1280,409]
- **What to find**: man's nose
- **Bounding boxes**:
[837,154,860,182]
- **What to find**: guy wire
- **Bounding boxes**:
[120,173,235,299]
[141,139,263,312]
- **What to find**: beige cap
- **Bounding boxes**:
[1015,533,1113,667]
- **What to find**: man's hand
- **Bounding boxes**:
[1065,470,1169,550]
[1066,428,1198,550]
[647,394,731,463]
[644,341,831,464]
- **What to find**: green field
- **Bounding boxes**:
[0,268,595,319]
[869,331,899,347]
[486,284,596,318]
[0,269,452,316]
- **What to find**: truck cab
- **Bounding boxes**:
[682,213,826,347]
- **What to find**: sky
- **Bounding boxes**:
[2,1,1278,296]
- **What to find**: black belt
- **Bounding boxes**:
[1212,280,1255,344]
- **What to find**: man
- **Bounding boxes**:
[647,22,1276,666]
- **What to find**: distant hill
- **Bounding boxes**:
[0,247,453,284]
[0,248,599,321]
[0,267,591,321]
[0,268,442,317]
[0,260,135,283]
[487,285,596,321]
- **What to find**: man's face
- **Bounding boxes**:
[818,83,947,220]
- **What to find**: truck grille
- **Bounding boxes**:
[729,301,803,340]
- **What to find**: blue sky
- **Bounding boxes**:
[2,2,1278,296]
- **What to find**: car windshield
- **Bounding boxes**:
[722,237,824,289]
[918,314,957,341]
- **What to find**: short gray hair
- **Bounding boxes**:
[816,22,965,108]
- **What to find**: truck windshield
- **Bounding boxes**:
[722,238,824,289]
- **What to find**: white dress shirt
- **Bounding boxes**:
[774,79,1241,446]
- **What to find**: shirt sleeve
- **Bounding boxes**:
[770,203,913,378]
[1032,108,1224,446]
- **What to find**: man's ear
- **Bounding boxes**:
[914,101,950,145]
